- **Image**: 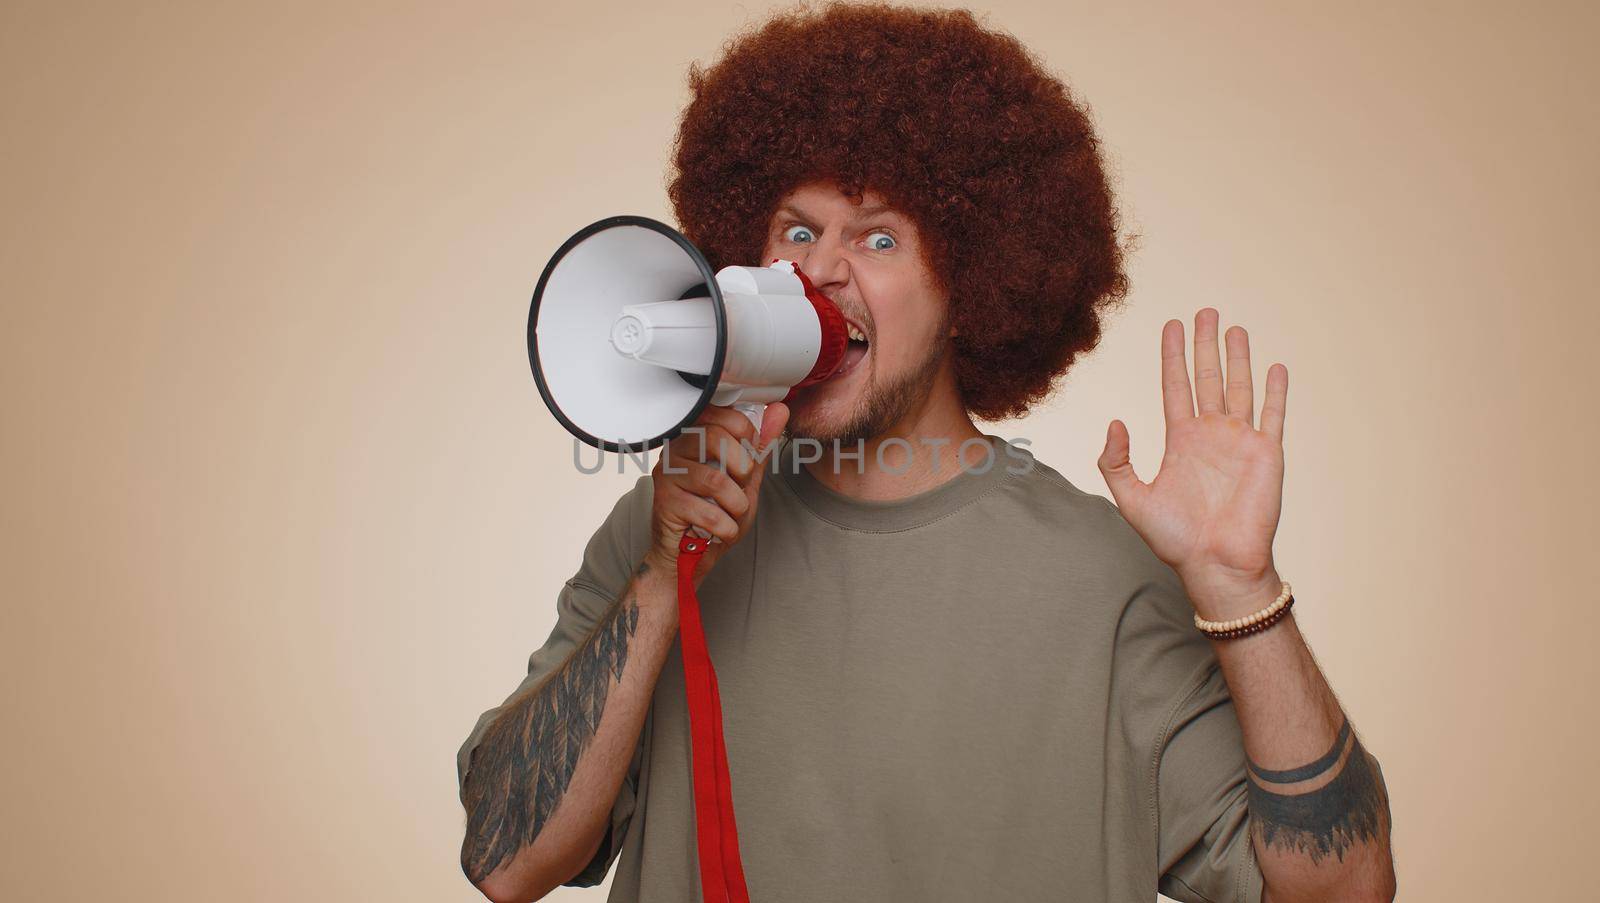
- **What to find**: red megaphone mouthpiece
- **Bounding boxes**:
[775,259,850,396]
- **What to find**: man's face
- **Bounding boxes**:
[760,180,952,444]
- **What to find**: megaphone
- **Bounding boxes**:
[528,215,850,452]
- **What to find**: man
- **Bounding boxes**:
[457,4,1396,901]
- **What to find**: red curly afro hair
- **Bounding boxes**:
[667,1,1129,420]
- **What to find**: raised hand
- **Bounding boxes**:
[1096,308,1288,619]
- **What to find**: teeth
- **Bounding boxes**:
[846,323,866,342]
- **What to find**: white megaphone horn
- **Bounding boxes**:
[528,215,850,452]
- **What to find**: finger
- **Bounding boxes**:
[663,427,712,473]
[1161,319,1195,423]
[678,459,750,519]
[1096,419,1148,511]
[700,424,756,483]
[1259,363,1288,442]
[697,404,759,449]
[742,402,790,499]
[1193,308,1225,415]
[1224,325,1254,426]
[663,423,753,480]
[668,484,740,543]
[758,402,789,449]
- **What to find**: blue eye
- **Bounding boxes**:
[866,231,896,251]
[784,225,815,243]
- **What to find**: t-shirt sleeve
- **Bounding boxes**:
[1155,653,1265,903]
[1093,494,1266,903]
[455,474,655,888]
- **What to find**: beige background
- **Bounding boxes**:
[2,1,1594,900]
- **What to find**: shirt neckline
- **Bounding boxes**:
[771,433,1024,533]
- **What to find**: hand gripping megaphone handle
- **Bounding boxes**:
[686,402,766,544]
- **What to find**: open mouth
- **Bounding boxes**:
[832,316,870,379]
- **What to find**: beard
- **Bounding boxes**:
[786,335,951,446]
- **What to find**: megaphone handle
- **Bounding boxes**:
[730,401,765,434]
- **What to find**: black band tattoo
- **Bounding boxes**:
[459,564,647,885]
[1246,718,1389,864]
[1249,717,1352,784]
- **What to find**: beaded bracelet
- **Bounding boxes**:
[1194,580,1294,640]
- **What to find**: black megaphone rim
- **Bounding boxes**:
[527,214,728,454]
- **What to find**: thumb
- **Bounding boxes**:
[746,402,789,494]
[1096,419,1146,510]
[759,402,790,448]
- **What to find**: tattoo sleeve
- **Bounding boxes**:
[459,565,647,885]
[1245,716,1391,864]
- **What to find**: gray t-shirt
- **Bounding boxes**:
[457,434,1264,902]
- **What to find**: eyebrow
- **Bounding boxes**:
[775,202,903,226]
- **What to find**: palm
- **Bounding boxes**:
[1098,308,1289,593]
[1134,412,1282,574]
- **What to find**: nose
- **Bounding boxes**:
[795,234,850,296]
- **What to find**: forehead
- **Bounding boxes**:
[772,180,909,226]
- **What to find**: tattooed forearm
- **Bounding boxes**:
[1246,716,1390,864]
[459,566,648,885]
